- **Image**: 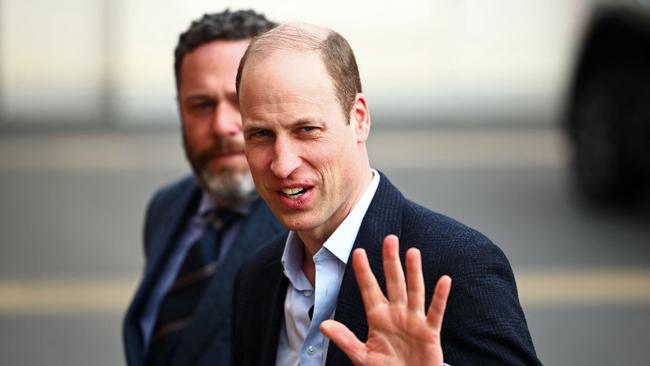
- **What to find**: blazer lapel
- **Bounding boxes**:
[258,260,289,366]
[231,236,289,366]
[326,173,405,365]
[171,199,284,366]
[123,180,201,365]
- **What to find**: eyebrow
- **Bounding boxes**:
[293,118,321,126]
[183,94,212,102]
[245,117,321,130]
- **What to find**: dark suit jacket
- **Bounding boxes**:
[123,175,284,366]
[232,173,541,365]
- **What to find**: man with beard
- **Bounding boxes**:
[123,10,283,366]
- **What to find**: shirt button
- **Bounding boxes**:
[307,345,315,355]
[304,290,313,297]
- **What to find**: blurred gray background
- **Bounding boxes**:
[1,0,649,365]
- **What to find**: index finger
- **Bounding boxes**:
[352,248,388,313]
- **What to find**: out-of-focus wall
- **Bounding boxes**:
[0,0,586,128]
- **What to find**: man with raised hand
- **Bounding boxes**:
[232,23,541,365]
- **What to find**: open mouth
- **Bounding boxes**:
[280,187,308,199]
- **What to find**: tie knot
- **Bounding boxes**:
[205,209,241,231]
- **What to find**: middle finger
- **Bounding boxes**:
[382,234,407,305]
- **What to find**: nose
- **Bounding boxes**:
[270,137,301,179]
[211,101,242,137]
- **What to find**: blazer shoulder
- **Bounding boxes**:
[373,174,508,266]
[401,199,507,263]
[400,201,540,365]
[147,175,197,214]
[143,175,199,257]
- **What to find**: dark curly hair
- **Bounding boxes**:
[174,9,276,89]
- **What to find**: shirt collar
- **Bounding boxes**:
[322,169,380,264]
[281,232,313,292]
[281,169,381,281]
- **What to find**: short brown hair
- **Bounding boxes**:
[235,23,362,121]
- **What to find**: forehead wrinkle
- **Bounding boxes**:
[245,98,330,122]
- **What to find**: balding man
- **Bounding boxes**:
[232,23,541,366]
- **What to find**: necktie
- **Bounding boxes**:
[145,209,241,365]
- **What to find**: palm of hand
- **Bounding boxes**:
[362,302,443,366]
[320,235,450,366]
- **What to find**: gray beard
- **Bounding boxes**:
[200,169,258,206]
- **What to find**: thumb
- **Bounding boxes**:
[320,320,366,365]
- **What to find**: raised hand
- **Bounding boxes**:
[320,234,451,366]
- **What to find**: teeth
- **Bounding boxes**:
[281,187,305,196]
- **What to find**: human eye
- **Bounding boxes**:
[297,125,322,138]
[192,101,214,110]
[246,129,273,141]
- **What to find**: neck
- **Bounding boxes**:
[298,168,374,286]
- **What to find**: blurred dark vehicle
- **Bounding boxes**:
[564,0,650,204]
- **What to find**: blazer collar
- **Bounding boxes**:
[326,172,405,365]
[258,247,290,366]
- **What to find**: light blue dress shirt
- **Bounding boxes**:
[139,192,250,351]
[275,170,380,366]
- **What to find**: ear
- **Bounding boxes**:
[350,93,371,143]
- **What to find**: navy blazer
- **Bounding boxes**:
[123,175,284,366]
[232,173,541,365]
